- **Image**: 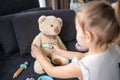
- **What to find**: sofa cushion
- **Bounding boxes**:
[0,15,19,56]
[12,10,76,56]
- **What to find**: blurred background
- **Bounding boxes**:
[0,0,115,16]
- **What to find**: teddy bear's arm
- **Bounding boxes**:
[57,36,67,50]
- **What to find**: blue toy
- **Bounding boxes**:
[38,75,54,80]
[40,43,53,48]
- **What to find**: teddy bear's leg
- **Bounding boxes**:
[51,54,69,65]
[34,60,45,74]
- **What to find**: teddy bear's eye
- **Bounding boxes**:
[51,25,53,27]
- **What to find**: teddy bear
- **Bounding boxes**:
[31,15,69,74]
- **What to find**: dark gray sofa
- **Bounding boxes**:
[0,9,78,80]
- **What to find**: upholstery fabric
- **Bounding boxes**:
[0,15,19,56]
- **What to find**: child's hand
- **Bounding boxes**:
[50,43,61,53]
[31,44,43,58]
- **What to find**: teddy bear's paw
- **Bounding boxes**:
[34,70,45,74]
[34,69,45,74]
[53,58,62,65]
[34,66,45,74]
[34,60,45,74]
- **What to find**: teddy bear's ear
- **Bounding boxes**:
[38,15,46,23]
[57,18,63,27]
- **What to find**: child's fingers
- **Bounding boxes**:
[50,42,58,45]
[50,43,58,48]
[32,44,40,50]
[50,43,55,47]
[31,44,39,53]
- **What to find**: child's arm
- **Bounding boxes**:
[51,43,85,59]
[54,48,85,60]
[31,44,83,79]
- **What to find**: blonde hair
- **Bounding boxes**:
[76,0,120,44]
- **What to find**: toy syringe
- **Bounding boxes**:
[40,43,53,48]
[13,61,29,78]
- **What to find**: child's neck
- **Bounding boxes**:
[86,43,108,56]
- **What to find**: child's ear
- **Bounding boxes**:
[85,31,93,43]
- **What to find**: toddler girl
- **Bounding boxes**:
[32,0,120,80]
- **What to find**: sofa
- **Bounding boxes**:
[0,9,79,80]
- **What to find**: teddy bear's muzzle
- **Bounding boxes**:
[54,28,59,33]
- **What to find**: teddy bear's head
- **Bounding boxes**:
[38,15,63,36]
